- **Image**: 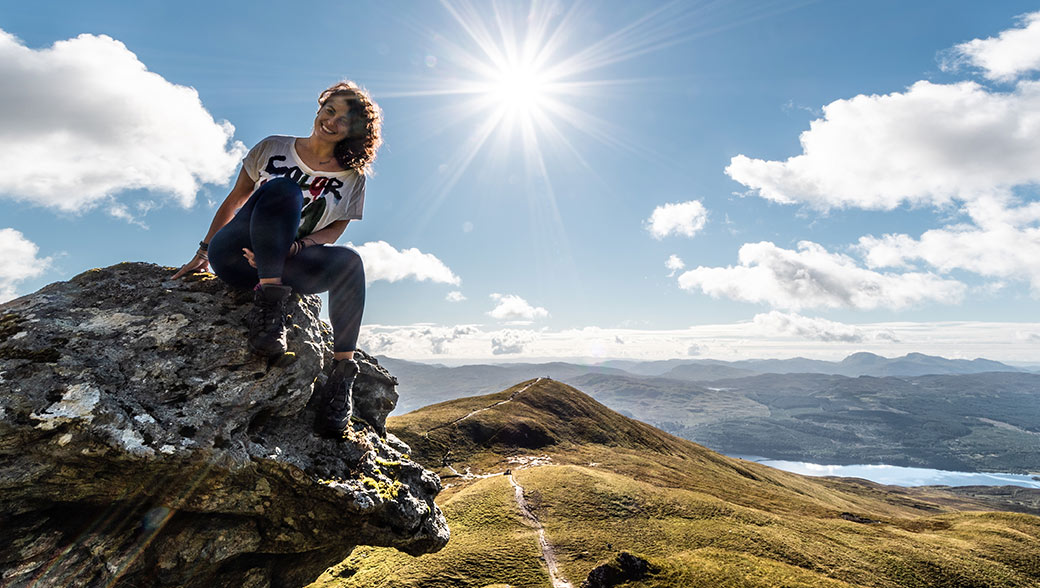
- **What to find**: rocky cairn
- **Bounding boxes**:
[0,262,448,587]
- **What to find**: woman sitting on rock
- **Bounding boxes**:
[172,80,380,440]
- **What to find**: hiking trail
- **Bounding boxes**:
[509,472,574,588]
[426,377,545,435]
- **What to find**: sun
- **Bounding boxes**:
[488,61,550,117]
[382,0,810,197]
[374,0,705,258]
[408,0,635,188]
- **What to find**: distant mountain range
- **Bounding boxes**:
[600,351,1024,379]
[379,351,1027,413]
[377,353,1039,473]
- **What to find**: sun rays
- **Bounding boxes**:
[371,0,816,283]
[381,1,697,195]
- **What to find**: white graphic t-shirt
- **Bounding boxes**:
[241,135,366,238]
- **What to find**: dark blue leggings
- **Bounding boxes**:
[209,177,365,353]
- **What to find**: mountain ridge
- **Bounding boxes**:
[311,378,1040,587]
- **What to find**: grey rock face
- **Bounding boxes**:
[0,262,448,587]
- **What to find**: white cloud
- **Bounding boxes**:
[646,201,708,239]
[491,330,535,355]
[352,241,461,286]
[424,325,479,354]
[0,30,245,212]
[107,203,149,228]
[358,324,478,355]
[723,15,1040,300]
[726,80,1040,211]
[359,332,398,354]
[857,197,1040,292]
[446,290,467,302]
[0,228,51,302]
[753,311,898,343]
[676,241,965,311]
[488,293,549,321]
[359,321,1040,363]
[945,11,1040,82]
[665,254,685,277]
[1016,331,1040,342]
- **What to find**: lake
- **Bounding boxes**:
[734,456,1040,489]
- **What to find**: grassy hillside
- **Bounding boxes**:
[309,378,1040,588]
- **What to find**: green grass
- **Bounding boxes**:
[520,465,1040,587]
[309,475,550,588]
[310,378,1040,587]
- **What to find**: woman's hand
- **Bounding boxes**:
[242,240,310,269]
[171,252,210,279]
[170,168,254,280]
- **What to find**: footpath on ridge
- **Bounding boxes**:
[420,377,575,587]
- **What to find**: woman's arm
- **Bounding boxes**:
[171,168,255,279]
[278,220,350,259]
[301,220,349,246]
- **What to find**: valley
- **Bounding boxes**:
[379,355,1040,474]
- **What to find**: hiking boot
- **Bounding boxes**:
[317,358,359,439]
[247,284,292,357]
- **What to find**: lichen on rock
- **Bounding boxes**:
[0,262,448,587]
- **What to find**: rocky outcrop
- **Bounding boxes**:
[580,552,655,588]
[0,262,448,587]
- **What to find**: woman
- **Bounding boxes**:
[172,80,381,439]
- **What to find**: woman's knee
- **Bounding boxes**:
[315,246,365,290]
[262,176,299,192]
[254,177,303,212]
[329,246,365,276]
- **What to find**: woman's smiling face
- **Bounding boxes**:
[314,94,354,141]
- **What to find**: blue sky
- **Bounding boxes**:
[3,0,1040,363]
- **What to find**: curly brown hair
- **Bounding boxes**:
[318,81,382,175]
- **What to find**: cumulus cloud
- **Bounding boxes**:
[424,325,479,354]
[359,321,1040,362]
[1016,331,1040,342]
[352,241,461,285]
[359,332,398,354]
[945,11,1040,82]
[665,254,685,277]
[0,30,245,212]
[446,290,467,302]
[646,201,708,239]
[677,241,965,310]
[358,324,478,355]
[488,293,549,321]
[491,330,535,355]
[857,197,1040,292]
[721,14,1040,300]
[726,80,1040,211]
[753,311,898,343]
[0,229,51,302]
